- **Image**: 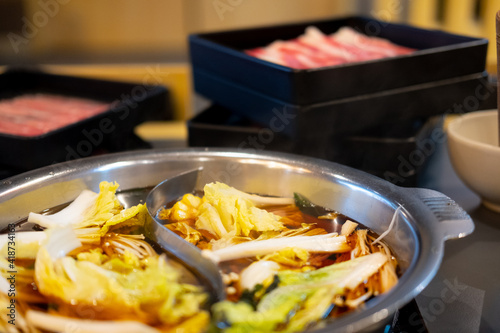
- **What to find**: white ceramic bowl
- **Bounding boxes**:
[447,110,500,212]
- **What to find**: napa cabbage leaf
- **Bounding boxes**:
[28,182,121,229]
[35,240,208,326]
[202,233,349,264]
[212,252,388,332]
[199,182,285,238]
[0,231,46,259]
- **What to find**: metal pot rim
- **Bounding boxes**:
[0,148,474,332]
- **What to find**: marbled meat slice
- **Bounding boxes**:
[245,26,415,69]
[0,94,113,137]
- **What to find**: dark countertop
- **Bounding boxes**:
[416,138,500,333]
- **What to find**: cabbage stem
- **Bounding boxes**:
[202,233,350,263]
[28,190,98,228]
[26,310,160,333]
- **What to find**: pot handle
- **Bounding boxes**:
[408,188,474,241]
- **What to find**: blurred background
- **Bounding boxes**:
[1,3,499,331]
[0,0,498,120]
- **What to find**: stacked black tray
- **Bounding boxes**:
[188,16,493,186]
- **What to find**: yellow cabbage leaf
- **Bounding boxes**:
[98,203,148,235]
[166,222,203,245]
[77,181,122,228]
[259,247,310,268]
[34,248,208,326]
[199,182,284,238]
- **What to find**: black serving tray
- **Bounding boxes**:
[189,16,488,105]
[188,104,294,153]
[328,116,444,187]
[0,68,169,170]
[193,69,490,138]
[188,104,442,187]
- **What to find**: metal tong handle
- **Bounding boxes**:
[145,167,225,303]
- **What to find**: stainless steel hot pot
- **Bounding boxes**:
[0,149,473,332]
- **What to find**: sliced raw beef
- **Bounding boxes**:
[245,26,415,69]
[0,94,113,137]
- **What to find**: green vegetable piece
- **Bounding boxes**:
[212,253,387,332]
[293,193,330,216]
